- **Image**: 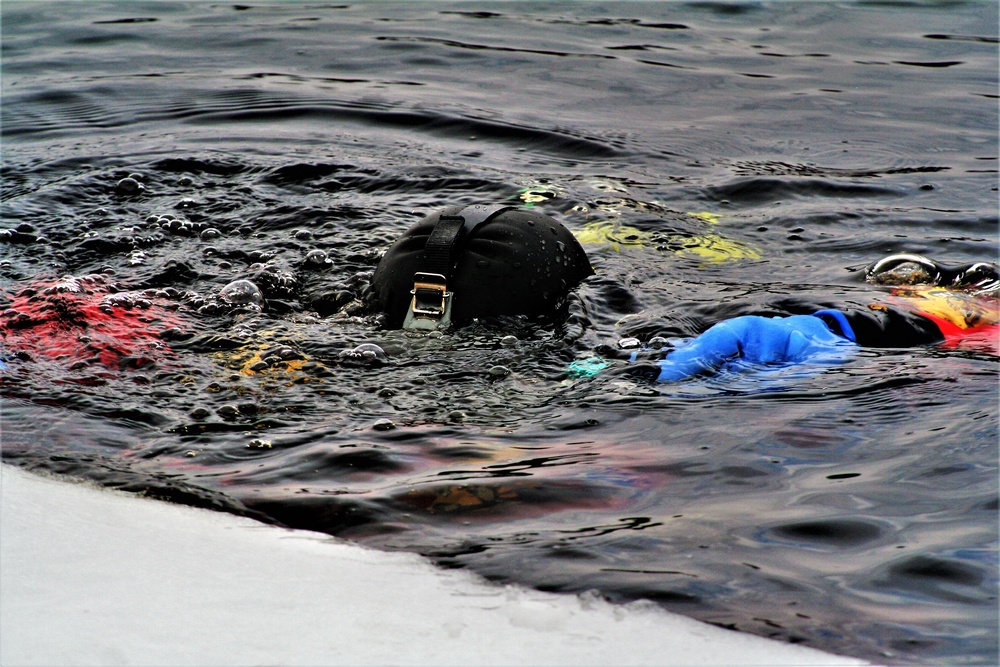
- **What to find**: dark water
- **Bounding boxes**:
[2,2,998,664]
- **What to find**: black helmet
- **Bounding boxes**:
[371,204,594,329]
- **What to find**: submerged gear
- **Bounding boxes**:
[371,205,593,330]
[574,219,762,263]
[640,294,998,383]
[570,254,999,383]
[862,254,999,354]
[0,274,188,371]
[647,314,858,382]
[622,296,999,383]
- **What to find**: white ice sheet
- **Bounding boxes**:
[1,464,868,666]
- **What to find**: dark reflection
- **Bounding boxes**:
[870,554,994,605]
[769,519,885,548]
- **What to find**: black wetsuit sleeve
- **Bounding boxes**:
[841,307,944,347]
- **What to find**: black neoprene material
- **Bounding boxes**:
[840,307,944,347]
[419,205,515,278]
[371,206,594,329]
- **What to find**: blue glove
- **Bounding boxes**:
[652,313,856,382]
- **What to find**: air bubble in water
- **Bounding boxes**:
[219,279,263,306]
[617,337,641,350]
[305,249,329,265]
[115,177,144,194]
[339,343,387,363]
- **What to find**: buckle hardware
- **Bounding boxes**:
[403,272,453,330]
[410,273,449,315]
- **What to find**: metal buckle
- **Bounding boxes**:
[403,272,453,330]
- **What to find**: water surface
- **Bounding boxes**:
[2,2,997,664]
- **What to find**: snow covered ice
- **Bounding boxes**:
[1,465,869,666]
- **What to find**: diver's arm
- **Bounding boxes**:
[651,320,744,381]
[653,314,856,382]
[570,312,866,383]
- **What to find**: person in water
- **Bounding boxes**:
[3,204,996,381]
[0,204,595,373]
[369,204,594,330]
[368,206,999,381]
[580,254,998,381]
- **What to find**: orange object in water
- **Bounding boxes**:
[890,287,1000,355]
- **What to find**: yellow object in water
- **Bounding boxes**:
[574,221,761,263]
[893,286,1000,329]
[687,211,721,225]
[663,233,762,263]
[517,182,560,207]
[228,348,308,376]
[574,221,652,251]
[211,328,317,382]
[426,484,520,512]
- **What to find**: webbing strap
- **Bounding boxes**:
[403,204,516,331]
[420,204,515,278]
[421,214,465,277]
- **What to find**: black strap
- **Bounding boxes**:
[420,204,515,279]
[421,214,465,277]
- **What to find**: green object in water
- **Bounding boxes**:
[567,357,609,378]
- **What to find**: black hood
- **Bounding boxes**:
[371,205,594,329]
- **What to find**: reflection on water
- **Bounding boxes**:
[2,2,997,665]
